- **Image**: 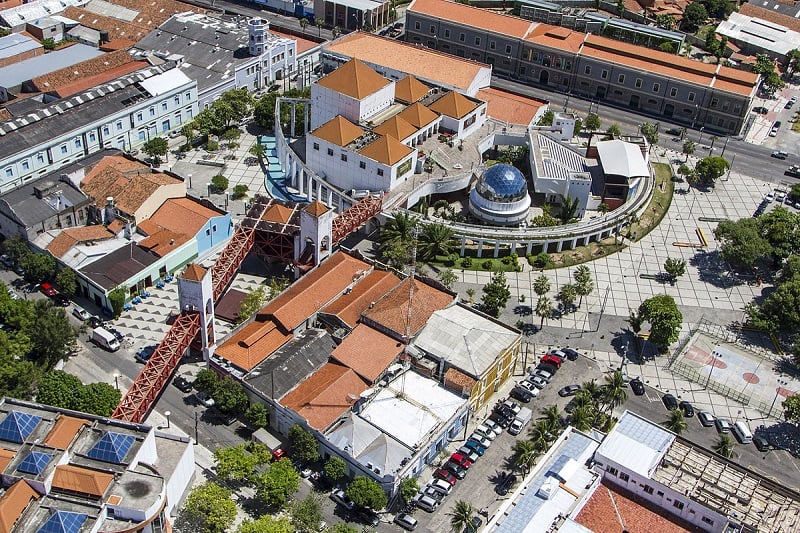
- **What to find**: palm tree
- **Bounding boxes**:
[603,371,628,414]
[682,140,696,162]
[712,435,737,459]
[418,222,454,260]
[540,405,561,431]
[512,439,538,474]
[573,265,594,308]
[315,18,324,37]
[581,380,603,405]
[535,296,552,328]
[448,500,477,533]
[570,406,594,432]
[597,202,610,214]
[299,17,308,35]
[558,283,577,313]
[249,143,266,160]
[664,409,688,435]
[571,390,594,411]
[559,195,580,224]
[528,420,552,451]
[379,212,416,247]
[532,274,550,297]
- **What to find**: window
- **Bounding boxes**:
[149,107,155,117]
[174,96,180,105]
[653,83,660,92]
[212,224,217,231]
[185,92,191,102]
[474,37,480,45]
[327,148,334,156]
[359,161,366,169]
[162,120,170,132]
[617,74,625,83]
[74,139,81,148]
[162,102,168,111]
[341,154,347,162]
[206,228,210,236]
[490,41,496,50]
[89,132,96,142]
[37,153,45,163]
[313,142,319,150]
[711,97,719,107]
[673,500,685,511]
[139,131,146,140]
[137,112,143,121]
[429,25,435,34]
[619,472,629,482]
[459,32,465,42]
[670,87,678,97]
[4,168,12,178]
[414,21,420,30]
[635,78,642,88]
[377,168,384,176]
[505,45,512,54]
[701,517,714,526]
[60,145,68,154]
[643,485,654,495]
[657,491,664,497]
[103,126,110,135]
[584,65,591,75]
[21,161,29,171]
[444,29,450,38]
[688,92,696,102]
[606,466,618,476]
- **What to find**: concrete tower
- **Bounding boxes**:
[248,17,269,57]
[178,263,215,361]
[297,201,334,270]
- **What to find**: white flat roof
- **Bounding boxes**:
[139,68,192,96]
[595,410,675,479]
[595,140,649,179]
[717,12,800,56]
[358,370,466,449]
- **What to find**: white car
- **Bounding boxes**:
[468,433,492,448]
[530,376,548,389]
[531,369,553,382]
[474,424,498,440]
[502,400,522,416]
[545,348,567,360]
[194,391,215,407]
[517,380,537,393]
[483,418,502,434]
[508,419,524,435]
[776,191,787,203]
[765,191,775,202]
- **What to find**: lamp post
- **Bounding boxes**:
[112,373,119,391]
[164,410,171,429]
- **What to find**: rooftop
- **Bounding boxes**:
[79,241,161,290]
[244,329,335,399]
[0,0,85,27]
[322,32,489,93]
[427,90,480,120]
[409,0,535,39]
[361,277,454,340]
[316,58,391,100]
[740,1,800,35]
[412,304,519,379]
[395,102,440,129]
[525,24,587,53]
[394,75,430,104]
[27,49,138,95]
[215,318,292,372]
[0,174,90,229]
[595,139,649,179]
[358,370,467,450]
[138,197,224,256]
[0,33,41,61]
[717,12,800,56]
[596,411,675,479]
[476,87,546,126]
[311,116,365,147]
[325,413,412,479]
[357,135,414,166]
[319,269,400,329]
[46,226,117,259]
[331,324,404,383]
[532,132,590,181]
[0,44,103,90]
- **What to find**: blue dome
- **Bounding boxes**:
[475,164,527,202]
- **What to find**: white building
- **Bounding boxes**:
[0,63,197,193]
[717,12,800,61]
[528,131,593,217]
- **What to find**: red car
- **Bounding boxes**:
[450,452,472,469]
[433,468,457,485]
[39,282,57,297]
[541,354,562,368]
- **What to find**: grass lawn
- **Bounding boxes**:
[426,254,521,272]
[626,162,675,241]
[792,121,800,133]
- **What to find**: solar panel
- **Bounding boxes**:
[37,510,88,533]
[17,451,52,475]
[0,411,42,443]
[87,432,135,464]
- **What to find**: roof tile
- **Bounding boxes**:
[476,87,547,126]
[305,201,329,216]
[358,135,414,166]
[311,116,365,147]
[181,263,207,282]
[316,58,391,99]
[428,91,479,119]
[362,277,453,338]
[0,480,39,533]
[320,269,401,328]
[46,226,117,259]
[373,115,418,141]
[43,415,90,450]
[409,0,535,38]
[215,319,292,371]
[394,75,431,103]
[29,50,135,93]
[331,324,404,383]
[262,204,296,224]
[396,102,440,129]
[51,464,114,498]
[137,197,220,256]
[0,448,15,472]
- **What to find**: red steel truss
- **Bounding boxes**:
[112,312,200,422]
[212,224,255,300]
[332,195,382,244]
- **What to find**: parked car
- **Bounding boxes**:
[394,513,418,530]
[776,191,787,203]
[517,380,537,393]
[214,409,237,426]
[630,378,645,396]
[679,400,695,417]
[172,376,193,393]
[464,439,486,456]
[531,368,553,382]
[474,424,498,440]
[545,348,567,360]
[40,282,57,297]
[502,400,522,416]
[497,472,517,495]
[765,190,776,202]
[0,254,13,268]
[194,391,215,408]
[662,393,678,411]
[330,489,355,510]
[53,294,70,307]
[135,345,157,363]
[415,494,440,512]
[772,150,789,159]
[530,376,548,389]
[510,387,533,403]
[351,508,380,526]
[108,327,125,342]
[541,354,562,368]
[787,166,800,178]
[450,452,473,469]
[72,304,90,321]
[561,347,580,361]
[537,362,559,376]
[468,434,492,448]
[433,468,457,485]
[457,446,480,464]
[715,417,731,434]
[508,419,524,435]
[698,411,715,427]
[483,418,502,434]
[488,412,511,428]
[443,460,467,479]
[754,435,770,451]
[558,384,581,397]
[752,106,769,114]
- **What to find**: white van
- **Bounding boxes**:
[91,326,120,351]
[415,494,439,512]
[732,421,753,444]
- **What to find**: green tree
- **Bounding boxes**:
[712,434,736,458]
[210,174,229,192]
[20,253,56,284]
[678,163,697,185]
[288,424,320,463]
[584,113,601,132]
[238,285,268,324]
[681,2,707,31]
[246,402,269,429]
[784,394,800,424]
[663,258,687,284]
[346,476,388,510]
[537,110,554,126]
[682,140,696,162]
[236,515,294,533]
[702,0,733,18]
[533,274,551,297]
[747,279,800,332]
[449,500,477,533]
[437,268,458,289]
[35,370,83,410]
[655,13,676,30]
[714,218,772,271]
[54,268,77,296]
[792,340,800,370]
[639,122,659,148]
[597,203,610,214]
[290,494,322,532]
[535,296,552,328]
[195,368,220,395]
[573,265,593,307]
[77,382,121,416]
[664,409,688,434]
[659,41,676,53]
[380,212,417,248]
[327,525,357,533]
[108,287,126,318]
[764,71,786,94]
[26,300,77,368]
[758,207,799,264]
[316,18,325,37]
[213,375,248,414]
[3,237,30,264]
[193,108,226,138]
[257,458,300,508]
[398,477,419,504]
[636,294,683,351]
[214,444,257,482]
[569,405,594,431]
[605,123,622,137]
[480,269,511,317]
[559,195,580,224]
[512,439,538,473]
[233,184,249,199]
[324,456,347,483]
[214,88,254,127]
[0,351,38,400]
[558,283,577,313]
[142,137,168,164]
[694,156,730,184]
[299,17,308,35]
[249,143,266,159]
[42,38,56,50]
[418,222,454,259]
[183,482,237,533]
[603,371,628,413]
[181,123,195,146]
[785,48,800,76]
[753,53,776,75]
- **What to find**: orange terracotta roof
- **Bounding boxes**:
[410,0,535,38]
[0,0,24,8]
[713,65,760,96]
[137,197,219,255]
[81,157,182,215]
[0,109,11,121]
[396,102,440,129]
[0,480,39,533]
[100,39,136,52]
[46,226,116,259]
[281,362,369,430]
[29,50,135,94]
[331,324,404,383]
[740,2,800,34]
[321,269,401,328]
[362,278,453,338]
[43,415,90,450]
[394,75,430,104]
[323,32,488,92]
[428,91,479,119]
[107,219,126,234]
[373,115,418,141]
[305,201,329,216]
[444,366,477,393]
[181,263,207,282]
[311,116,365,147]
[358,135,414,166]
[576,479,703,533]
[51,464,114,498]
[526,24,587,54]
[316,58,390,99]
[260,252,371,331]
[63,7,148,42]
[477,87,547,126]
[0,449,15,473]
[215,319,293,371]
[263,204,296,224]
[53,60,149,98]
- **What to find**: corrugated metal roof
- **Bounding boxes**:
[0,44,102,88]
[0,33,41,60]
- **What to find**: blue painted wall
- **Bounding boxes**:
[195,213,232,255]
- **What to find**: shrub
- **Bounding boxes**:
[481,259,494,270]
[207,140,219,151]
[461,256,473,268]
[501,256,512,265]
[179,143,192,152]
[533,252,552,269]
[211,174,229,192]
[232,184,249,198]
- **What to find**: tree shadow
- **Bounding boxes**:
[689,250,740,289]
[758,421,800,457]
[514,304,532,317]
